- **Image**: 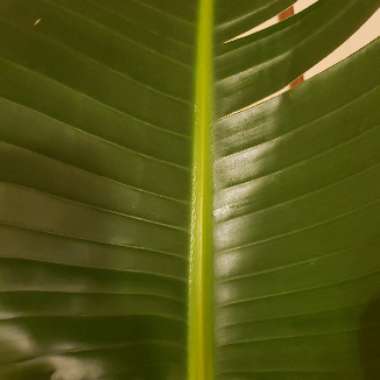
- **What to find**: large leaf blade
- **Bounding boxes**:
[0,1,379,379]
[215,38,380,379]
[0,1,195,379]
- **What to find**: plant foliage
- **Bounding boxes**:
[0,0,379,379]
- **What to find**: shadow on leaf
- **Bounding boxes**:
[360,296,380,379]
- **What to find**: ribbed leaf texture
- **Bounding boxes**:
[0,0,379,379]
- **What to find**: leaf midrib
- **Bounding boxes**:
[188,0,215,379]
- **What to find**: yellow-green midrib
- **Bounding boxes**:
[188,0,215,379]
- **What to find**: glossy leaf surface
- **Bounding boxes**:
[0,1,379,379]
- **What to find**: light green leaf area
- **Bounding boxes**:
[0,1,379,379]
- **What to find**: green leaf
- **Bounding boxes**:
[0,1,379,379]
